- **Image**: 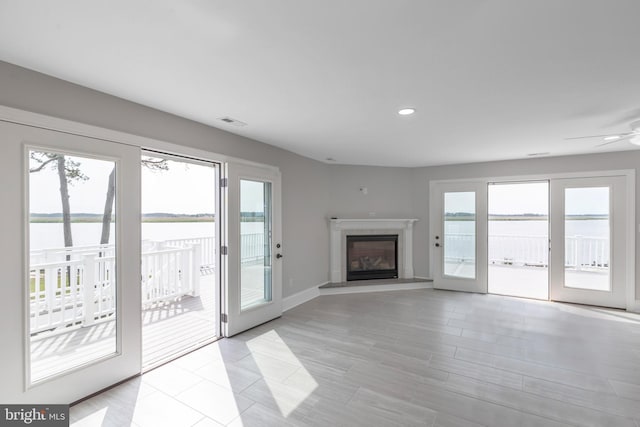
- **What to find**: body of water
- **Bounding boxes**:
[448,219,608,238]
[30,222,263,251]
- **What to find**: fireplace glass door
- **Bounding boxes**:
[346,235,398,281]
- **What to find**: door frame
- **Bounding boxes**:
[429,169,636,310]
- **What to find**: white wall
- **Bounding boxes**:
[0,61,330,297]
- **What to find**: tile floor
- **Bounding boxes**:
[70,289,640,426]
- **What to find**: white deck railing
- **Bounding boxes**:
[29,234,266,335]
[30,243,201,335]
[445,233,609,270]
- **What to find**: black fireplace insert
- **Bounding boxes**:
[346,234,398,281]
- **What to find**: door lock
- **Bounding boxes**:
[276,253,283,259]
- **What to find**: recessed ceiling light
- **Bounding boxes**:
[604,135,621,141]
[398,108,415,116]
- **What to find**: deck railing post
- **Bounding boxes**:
[45,266,56,325]
[83,254,96,327]
[181,245,191,295]
[192,243,201,297]
[575,236,583,271]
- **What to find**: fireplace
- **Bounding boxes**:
[346,234,398,281]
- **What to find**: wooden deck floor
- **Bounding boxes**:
[31,275,218,381]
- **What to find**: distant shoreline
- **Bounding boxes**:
[446,215,607,221]
[30,218,216,223]
[30,213,216,223]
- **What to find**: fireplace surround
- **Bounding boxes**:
[329,218,418,283]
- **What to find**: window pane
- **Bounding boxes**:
[241,179,272,309]
[29,150,117,382]
[444,192,476,279]
[564,187,610,291]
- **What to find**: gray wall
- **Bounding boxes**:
[0,61,330,297]
[326,165,414,219]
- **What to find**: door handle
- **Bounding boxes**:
[276,253,283,259]
[435,243,440,247]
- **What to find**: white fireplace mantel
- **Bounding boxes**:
[329,218,419,283]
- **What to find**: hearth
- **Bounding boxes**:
[346,234,398,281]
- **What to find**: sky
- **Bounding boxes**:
[29,153,216,214]
[29,152,269,214]
[444,181,609,215]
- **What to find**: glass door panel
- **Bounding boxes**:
[29,150,118,382]
[564,187,610,291]
[443,192,476,279]
[240,179,272,309]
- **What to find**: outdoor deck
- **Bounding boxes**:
[30,262,270,381]
[31,275,218,381]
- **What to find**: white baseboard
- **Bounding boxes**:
[283,283,324,312]
[319,281,433,296]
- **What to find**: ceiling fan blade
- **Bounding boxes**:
[595,134,632,147]
[565,133,625,140]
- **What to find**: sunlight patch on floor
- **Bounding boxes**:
[246,330,317,417]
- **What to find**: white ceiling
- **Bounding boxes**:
[1,1,640,167]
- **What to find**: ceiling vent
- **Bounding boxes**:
[218,116,247,127]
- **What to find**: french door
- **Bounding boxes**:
[225,163,283,336]
[432,175,631,309]
[432,182,487,293]
[0,121,141,404]
[549,176,627,308]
